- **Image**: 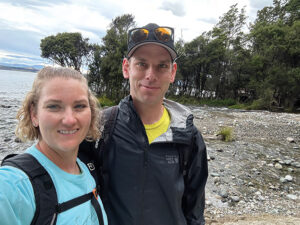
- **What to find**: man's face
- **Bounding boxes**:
[122,44,177,107]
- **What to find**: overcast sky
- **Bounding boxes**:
[0,0,273,66]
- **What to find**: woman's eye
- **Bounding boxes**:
[75,104,87,110]
[46,104,60,110]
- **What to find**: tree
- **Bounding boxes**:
[88,14,135,101]
[249,0,300,109]
[40,32,92,71]
[210,4,247,99]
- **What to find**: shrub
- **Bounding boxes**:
[98,96,116,107]
[217,126,234,142]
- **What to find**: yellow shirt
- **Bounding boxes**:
[144,107,170,144]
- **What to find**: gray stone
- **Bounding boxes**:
[280,177,287,183]
[285,175,293,182]
[14,137,22,143]
[286,137,295,143]
[275,163,283,169]
[211,172,220,177]
[286,194,297,200]
[219,190,228,198]
[231,196,240,202]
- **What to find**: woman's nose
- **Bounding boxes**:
[62,108,76,125]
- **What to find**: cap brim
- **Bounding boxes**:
[127,42,177,61]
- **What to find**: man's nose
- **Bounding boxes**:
[145,65,156,81]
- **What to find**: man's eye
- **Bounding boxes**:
[159,64,168,68]
[137,62,146,67]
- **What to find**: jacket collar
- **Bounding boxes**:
[120,96,194,144]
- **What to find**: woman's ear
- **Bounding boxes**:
[30,104,38,127]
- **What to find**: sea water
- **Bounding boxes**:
[0,70,37,160]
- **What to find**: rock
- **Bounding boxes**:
[293,146,299,149]
[286,137,295,143]
[213,177,221,184]
[1,105,12,108]
[286,194,297,200]
[248,182,254,187]
[216,149,224,152]
[14,137,22,143]
[275,163,283,169]
[287,168,294,172]
[231,196,240,202]
[219,190,228,198]
[211,172,220,177]
[284,159,293,165]
[4,138,11,142]
[280,177,288,183]
[255,191,262,196]
[205,200,212,206]
[291,162,300,168]
[285,175,293,182]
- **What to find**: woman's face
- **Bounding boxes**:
[31,77,91,155]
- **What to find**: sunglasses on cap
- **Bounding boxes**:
[128,27,174,44]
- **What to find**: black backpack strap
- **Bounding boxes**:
[97,106,119,198]
[2,153,106,225]
[54,187,105,225]
[78,105,119,192]
[78,140,99,185]
[100,105,119,145]
[2,153,58,225]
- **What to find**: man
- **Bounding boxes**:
[81,23,208,225]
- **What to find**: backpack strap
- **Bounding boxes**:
[97,106,119,198]
[53,187,105,225]
[2,153,59,225]
[78,105,119,193]
[2,153,106,225]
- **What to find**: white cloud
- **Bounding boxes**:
[0,0,274,66]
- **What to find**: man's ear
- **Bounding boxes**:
[170,62,177,83]
[122,58,130,79]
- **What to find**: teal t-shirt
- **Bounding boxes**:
[0,145,108,225]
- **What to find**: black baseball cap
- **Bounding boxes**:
[127,23,178,61]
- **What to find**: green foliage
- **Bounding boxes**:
[40,0,300,112]
[199,98,236,107]
[89,14,135,101]
[168,96,236,107]
[217,127,234,142]
[98,96,117,107]
[40,32,92,71]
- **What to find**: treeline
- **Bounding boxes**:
[40,0,300,111]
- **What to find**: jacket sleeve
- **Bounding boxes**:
[182,127,208,225]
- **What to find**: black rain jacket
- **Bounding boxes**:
[102,96,208,225]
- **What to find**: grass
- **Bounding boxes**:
[217,126,234,142]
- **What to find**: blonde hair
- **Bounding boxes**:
[15,66,100,142]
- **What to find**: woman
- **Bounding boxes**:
[0,67,107,225]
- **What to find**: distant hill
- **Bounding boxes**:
[0,64,43,72]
